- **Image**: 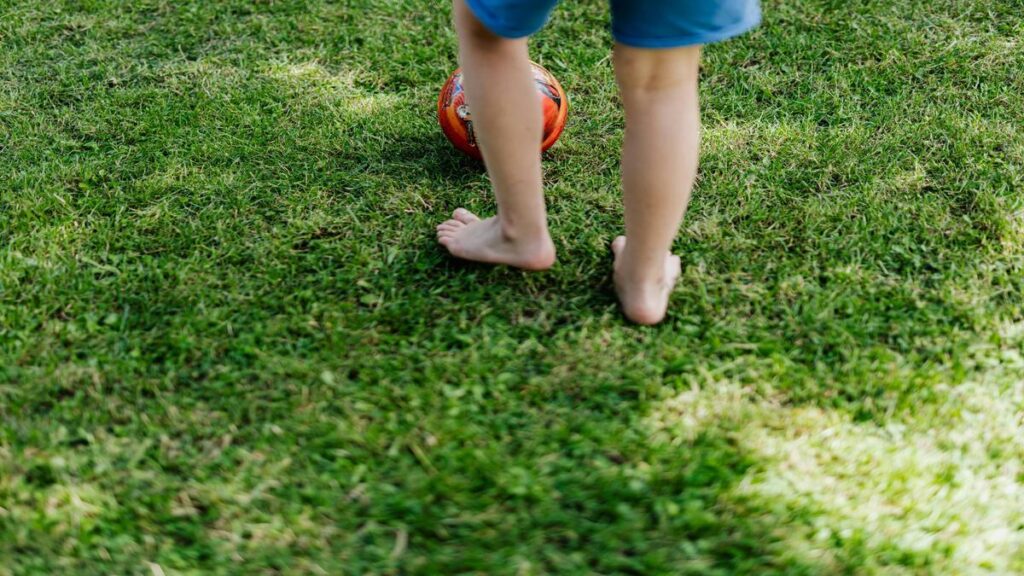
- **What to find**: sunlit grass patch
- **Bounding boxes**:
[647,351,1024,573]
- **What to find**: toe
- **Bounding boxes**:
[452,208,480,225]
[438,223,460,236]
[610,236,627,257]
[439,236,462,255]
[436,220,463,233]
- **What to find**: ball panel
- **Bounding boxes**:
[437,69,483,159]
[534,62,569,153]
[438,62,567,160]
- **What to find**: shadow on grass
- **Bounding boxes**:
[391,427,850,575]
[215,368,865,574]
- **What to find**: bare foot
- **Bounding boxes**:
[436,208,556,271]
[611,236,681,325]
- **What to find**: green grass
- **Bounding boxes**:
[2,0,1023,574]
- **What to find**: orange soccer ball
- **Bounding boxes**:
[437,61,568,160]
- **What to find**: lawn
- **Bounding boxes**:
[2,0,1023,574]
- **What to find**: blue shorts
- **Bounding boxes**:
[465,0,760,48]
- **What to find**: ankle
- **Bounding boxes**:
[617,252,667,285]
[490,216,555,270]
[498,215,549,245]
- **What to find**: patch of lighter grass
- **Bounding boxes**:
[702,118,820,153]
[264,60,399,113]
[1003,204,1024,254]
[2,208,92,271]
[872,161,929,196]
[646,353,1024,573]
[265,61,354,90]
[42,482,117,536]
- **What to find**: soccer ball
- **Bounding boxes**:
[437,61,568,160]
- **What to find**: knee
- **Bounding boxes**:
[614,45,701,96]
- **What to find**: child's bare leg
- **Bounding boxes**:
[611,44,701,325]
[436,0,556,271]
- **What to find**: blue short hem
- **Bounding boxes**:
[612,12,761,48]
[464,0,543,39]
